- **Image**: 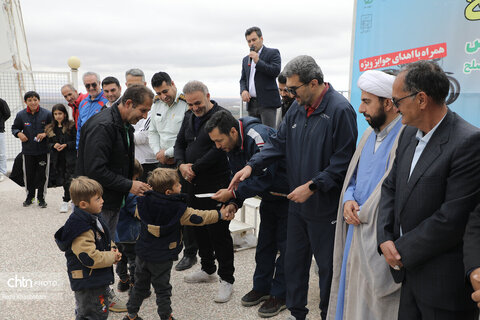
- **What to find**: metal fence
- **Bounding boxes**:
[0,71,70,160]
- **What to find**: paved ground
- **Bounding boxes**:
[0,177,321,320]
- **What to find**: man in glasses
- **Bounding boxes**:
[377,60,480,319]
[76,71,108,148]
[240,26,281,128]
[230,55,357,320]
[148,71,197,272]
[327,70,402,320]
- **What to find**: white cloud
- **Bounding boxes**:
[20,0,354,96]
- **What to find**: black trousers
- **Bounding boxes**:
[55,153,74,202]
[398,276,479,320]
[74,285,110,320]
[23,153,49,201]
[192,197,234,283]
[116,243,136,282]
[127,257,173,320]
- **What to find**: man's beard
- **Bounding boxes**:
[367,109,387,131]
[282,96,294,106]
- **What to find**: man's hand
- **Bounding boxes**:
[379,240,403,270]
[241,90,251,103]
[228,165,252,191]
[17,132,28,142]
[470,268,480,307]
[287,181,314,203]
[156,149,176,165]
[130,180,152,196]
[179,163,196,182]
[36,132,46,142]
[343,200,361,225]
[212,188,233,203]
[248,51,260,64]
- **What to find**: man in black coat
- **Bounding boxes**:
[174,80,235,303]
[76,85,153,239]
[240,26,281,128]
[377,61,480,319]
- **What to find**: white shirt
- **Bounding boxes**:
[148,92,188,158]
[248,46,264,98]
[134,113,157,164]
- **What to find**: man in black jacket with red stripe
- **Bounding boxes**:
[174,80,235,303]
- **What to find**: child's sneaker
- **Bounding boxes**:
[60,201,69,213]
[184,269,217,283]
[38,199,47,208]
[23,198,34,207]
[117,277,131,292]
[109,290,127,312]
[214,279,233,303]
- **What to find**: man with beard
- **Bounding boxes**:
[175,81,235,303]
[278,72,295,118]
[230,55,357,320]
[327,70,403,320]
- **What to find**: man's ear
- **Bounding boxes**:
[384,98,395,112]
[417,92,428,110]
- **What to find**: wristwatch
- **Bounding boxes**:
[308,182,318,192]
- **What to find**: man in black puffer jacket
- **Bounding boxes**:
[174,80,235,303]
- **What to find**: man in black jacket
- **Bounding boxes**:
[174,80,235,303]
[240,26,281,128]
[0,98,11,182]
[76,85,153,313]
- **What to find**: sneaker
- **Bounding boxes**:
[23,198,34,207]
[286,316,309,320]
[214,279,233,303]
[109,290,127,312]
[0,173,4,182]
[117,277,131,292]
[38,199,47,208]
[122,315,143,320]
[60,201,69,213]
[184,269,217,283]
[258,296,287,318]
[241,289,270,307]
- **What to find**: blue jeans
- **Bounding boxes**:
[0,132,6,174]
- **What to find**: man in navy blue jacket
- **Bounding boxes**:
[240,26,281,128]
[230,55,358,320]
[206,110,289,318]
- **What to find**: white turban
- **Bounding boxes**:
[357,70,396,99]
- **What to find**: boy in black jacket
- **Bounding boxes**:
[123,168,234,320]
[55,176,122,320]
[11,91,52,207]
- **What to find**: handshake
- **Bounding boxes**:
[219,203,238,221]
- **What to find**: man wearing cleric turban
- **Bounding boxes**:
[327,70,403,320]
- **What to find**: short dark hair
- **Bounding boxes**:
[245,26,262,38]
[401,61,450,105]
[151,72,172,88]
[102,76,120,88]
[283,55,324,85]
[205,110,238,135]
[278,72,287,84]
[121,85,154,107]
[133,159,144,178]
[24,91,40,101]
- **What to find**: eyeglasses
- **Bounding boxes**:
[85,82,98,89]
[286,83,308,97]
[392,92,418,108]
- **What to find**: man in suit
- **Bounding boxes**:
[239,26,281,128]
[377,60,480,320]
[464,204,480,308]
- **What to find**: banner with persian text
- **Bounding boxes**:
[350,0,480,135]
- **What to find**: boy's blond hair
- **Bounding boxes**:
[147,168,179,194]
[70,176,103,206]
[133,159,144,178]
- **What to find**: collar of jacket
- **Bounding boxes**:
[88,90,106,102]
[111,102,134,132]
